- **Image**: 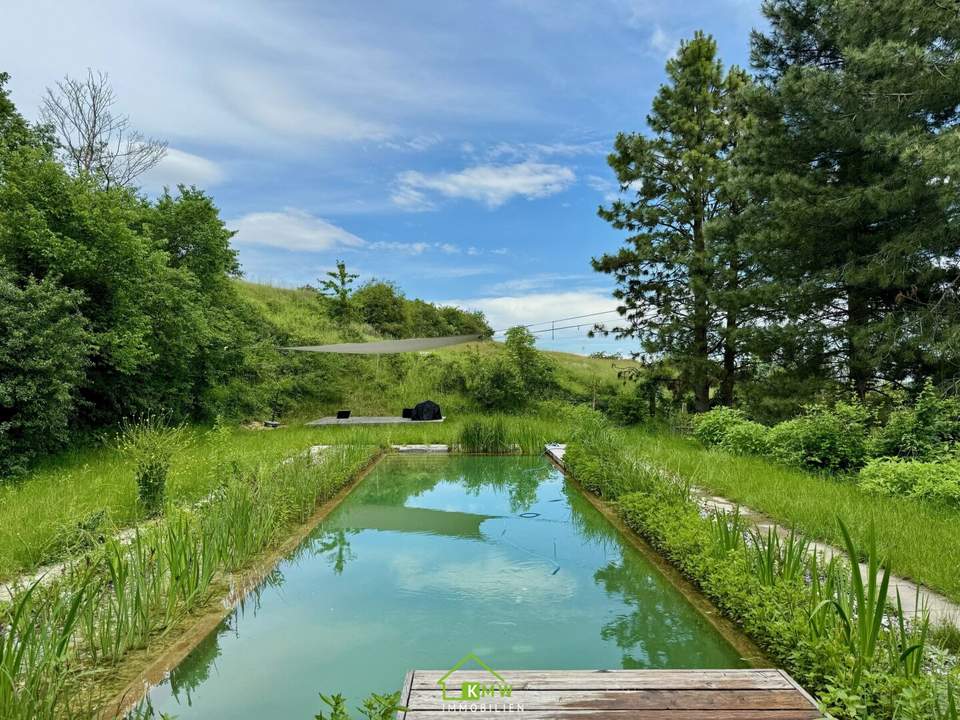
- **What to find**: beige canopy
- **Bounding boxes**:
[282,334,485,354]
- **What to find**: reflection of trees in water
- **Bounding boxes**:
[563,482,622,549]
[168,616,231,705]
[457,457,551,513]
[594,560,697,668]
[346,456,553,514]
[309,528,357,574]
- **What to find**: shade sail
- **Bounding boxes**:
[281,334,485,354]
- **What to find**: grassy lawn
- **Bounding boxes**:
[626,430,960,604]
[0,414,568,582]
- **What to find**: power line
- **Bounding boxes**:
[492,309,620,335]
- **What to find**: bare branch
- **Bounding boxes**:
[40,69,166,189]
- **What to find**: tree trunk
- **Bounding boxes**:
[719,252,740,407]
[847,285,870,400]
[692,215,711,412]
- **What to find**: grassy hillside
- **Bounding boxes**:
[232,280,639,420]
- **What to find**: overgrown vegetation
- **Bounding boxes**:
[689,381,960,513]
[566,414,960,719]
[0,442,378,720]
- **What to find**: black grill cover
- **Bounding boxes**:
[411,400,442,421]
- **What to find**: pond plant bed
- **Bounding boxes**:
[129,453,762,719]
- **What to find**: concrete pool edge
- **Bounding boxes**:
[544,449,772,669]
[100,448,387,720]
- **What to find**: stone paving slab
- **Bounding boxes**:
[392,444,450,453]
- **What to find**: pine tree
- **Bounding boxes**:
[741,0,960,398]
[594,32,750,411]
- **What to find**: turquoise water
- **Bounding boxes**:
[137,455,745,719]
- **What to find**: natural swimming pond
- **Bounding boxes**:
[137,455,747,719]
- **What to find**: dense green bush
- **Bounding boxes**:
[868,381,960,461]
[859,458,960,508]
[0,269,91,476]
[606,385,650,425]
[462,354,526,410]
[718,420,770,456]
[691,406,749,446]
[767,402,871,472]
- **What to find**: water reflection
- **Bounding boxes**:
[133,455,744,720]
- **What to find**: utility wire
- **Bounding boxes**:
[492,309,620,335]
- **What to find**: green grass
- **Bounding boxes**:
[0,413,572,581]
[626,429,960,603]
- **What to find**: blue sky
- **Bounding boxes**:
[3,0,764,354]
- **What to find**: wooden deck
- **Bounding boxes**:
[397,669,822,719]
[306,416,444,426]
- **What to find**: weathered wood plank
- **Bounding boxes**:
[403,712,820,720]
[410,669,791,691]
[406,689,815,711]
[398,671,414,720]
[402,669,821,719]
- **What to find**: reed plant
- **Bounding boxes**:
[570,435,958,719]
[0,443,378,719]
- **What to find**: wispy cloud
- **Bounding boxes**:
[367,240,431,255]
[139,147,225,193]
[484,272,598,294]
[486,140,606,162]
[646,24,680,60]
[443,290,619,333]
[392,161,576,210]
[229,209,365,252]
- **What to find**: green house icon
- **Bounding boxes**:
[438,653,511,701]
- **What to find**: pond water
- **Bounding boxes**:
[137,455,746,719]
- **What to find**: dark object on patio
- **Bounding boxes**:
[411,400,442,421]
[263,420,280,428]
[402,408,413,419]
[336,409,351,419]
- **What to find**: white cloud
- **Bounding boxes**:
[486,140,605,162]
[646,24,679,60]
[443,290,619,333]
[229,209,365,252]
[138,147,225,193]
[368,241,430,255]
[485,273,597,294]
[392,161,575,210]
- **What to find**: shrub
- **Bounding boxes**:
[116,415,186,517]
[767,402,871,472]
[868,381,960,461]
[463,353,526,411]
[719,420,771,456]
[0,271,91,478]
[858,458,960,508]
[607,386,649,426]
[504,326,556,394]
[691,407,748,447]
